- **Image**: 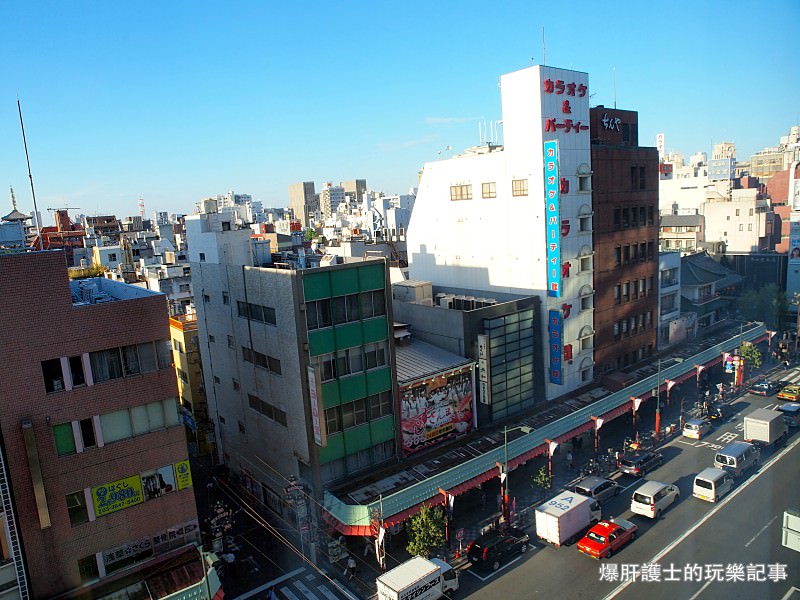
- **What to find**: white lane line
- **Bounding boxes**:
[232,567,305,600]
[294,580,319,599]
[317,585,341,600]
[281,587,301,600]
[687,579,713,600]
[601,435,800,600]
[779,586,800,600]
[466,554,524,581]
[744,515,778,548]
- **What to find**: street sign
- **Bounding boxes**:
[455,528,465,541]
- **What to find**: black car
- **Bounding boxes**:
[617,450,663,477]
[467,526,530,571]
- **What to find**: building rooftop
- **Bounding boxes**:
[69,277,163,305]
[394,338,473,383]
[681,251,743,289]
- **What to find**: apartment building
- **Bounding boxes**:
[0,251,209,598]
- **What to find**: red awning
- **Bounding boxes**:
[598,400,633,423]
[322,510,373,537]
[508,443,547,470]
[384,499,434,529]
[449,468,501,497]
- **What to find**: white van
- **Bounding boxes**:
[630,480,680,519]
[693,467,734,503]
[714,441,760,478]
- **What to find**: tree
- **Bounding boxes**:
[740,342,762,373]
[531,465,552,500]
[303,227,316,241]
[405,503,445,558]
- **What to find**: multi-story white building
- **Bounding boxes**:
[407,66,595,402]
[700,191,770,253]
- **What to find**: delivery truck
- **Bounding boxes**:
[535,491,602,547]
[376,556,458,600]
[743,408,788,447]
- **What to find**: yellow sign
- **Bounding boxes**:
[92,475,144,517]
[175,459,193,490]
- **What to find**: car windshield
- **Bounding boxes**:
[633,492,651,504]
[575,486,590,495]
[715,454,731,465]
[620,458,636,467]
[586,531,605,544]
[695,479,712,490]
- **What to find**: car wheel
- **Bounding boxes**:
[520,542,528,554]
[630,531,637,541]
[605,549,613,559]
[656,509,662,519]
[492,560,500,571]
[640,468,647,477]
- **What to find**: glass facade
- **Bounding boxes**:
[484,309,536,420]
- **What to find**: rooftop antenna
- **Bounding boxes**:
[542,27,546,66]
[17,99,43,250]
[613,67,617,109]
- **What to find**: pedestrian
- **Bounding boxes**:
[346,556,357,581]
[480,490,487,508]
[566,451,573,471]
[268,587,278,600]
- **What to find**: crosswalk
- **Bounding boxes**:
[231,567,357,600]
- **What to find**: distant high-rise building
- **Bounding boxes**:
[288,181,317,228]
[340,179,367,209]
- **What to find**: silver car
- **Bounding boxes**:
[575,476,621,503]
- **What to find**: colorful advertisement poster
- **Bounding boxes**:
[140,464,177,500]
[175,460,193,491]
[92,475,144,518]
[544,140,561,297]
[307,366,323,446]
[549,310,563,385]
[400,366,474,455]
[789,220,800,264]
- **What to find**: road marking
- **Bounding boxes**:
[281,587,301,600]
[715,432,738,444]
[317,585,341,600]
[466,554,524,581]
[677,440,697,447]
[601,434,800,600]
[294,579,319,599]
[231,567,305,600]
[779,586,800,600]
[744,515,778,548]
[687,579,713,600]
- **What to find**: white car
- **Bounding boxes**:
[682,418,712,440]
[631,480,680,519]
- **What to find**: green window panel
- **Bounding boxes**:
[369,416,395,443]
[362,316,389,344]
[366,367,392,395]
[53,423,76,456]
[303,272,332,302]
[308,328,336,357]
[319,434,345,462]
[321,381,341,408]
[334,321,363,349]
[358,264,385,291]
[339,374,368,403]
[331,268,360,297]
[344,425,372,453]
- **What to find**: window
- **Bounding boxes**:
[648,276,655,294]
[341,399,367,429]
[67,491,89,526]
[332,294,360,325]
[325,407,342,434]
[614,284,621,305]
[749,208,754,216]
[233,379,240,390]
[80,418,97,449]
[319,353,337,382]
[580,255,592,272]
[179,283,191,292]
[579,215,591,232]
[213,376,221,384]
[238,301,277,325]
[482,182,496,199]
[305,298,331,330]
[647,206,654,225]
[222,291,230,305]
[748,223,752,231]
[578,173,591,192]
[647,241,655,260]
[512,179,528,196]
[227,335,235,349]
[222,221,231,231]
[203,294,210,303]
[639,278,646,296]
[581,293,593,311]
[242,347,281,374]
[101,409,133,443]
[90,348,123,383]
[54,423,76,456]
[209,335,215,343]
[361,290,386,319]
[449,184,473,201]
[631,208,639,228]
[108,253,117,262]
[630,166,638,190]
[639,207,646,227]
[42,359,65,393]
[368,391,392,419]
[177,368,189,384]
[622,282,630,302]
[248,394,288,426]
[364,342,387,370]
[613,209,621,229]
[614,246,621,266]
[78,555,99,582]
[613,322,620,340]
[639,166,646,190]
[631,244,638,262]
[199,253,206,262]
[69,356,86,386]
[739,224,743,231]
[735,209,740,216]
[622,209,630,229]
[623,245,630,264]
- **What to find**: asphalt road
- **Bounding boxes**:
[460,371,800,600]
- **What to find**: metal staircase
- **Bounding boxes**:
[0,446,29,599]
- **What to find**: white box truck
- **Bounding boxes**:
[376,556,458,600]
[744,408,787,446]
[535,491,602,547]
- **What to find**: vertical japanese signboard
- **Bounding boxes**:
[307,366,324,447]
[477,334,491,405]
[175,460,193,491]
[549,310,563,385]
[544,140,561,297]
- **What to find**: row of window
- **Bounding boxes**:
[613,277,656,304]
[662,239,695,251]
[613,206,655,230]
[450,179,529,202]
[305,290,386,331]
[613,311,654,339]
[247,393,288,426]
[42,341,171,393]
[53,398,181,457]
[614,241,656,266]
[320,440,396,483]
[317,342,388,382]
[242,346,282,374]
[324,391,393,434]
[237,300,277,325]
[630,166,648,190]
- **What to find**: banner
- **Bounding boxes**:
[175,460,193,490]
[400,366,474,455]
[544,140,561,297]
[549,310,563,384]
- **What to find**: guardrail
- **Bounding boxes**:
[324,322,767,527]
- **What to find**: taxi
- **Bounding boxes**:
[777,384,800,401]
[577,518,638,559]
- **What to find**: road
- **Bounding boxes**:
[461,369,800,600]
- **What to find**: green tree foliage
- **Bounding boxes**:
[738,284,786,331]
[405,503,446,558]
[532,465,552,496]
[740,342,762,372]
[303,227,316,241]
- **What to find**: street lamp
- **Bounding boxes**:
[497,425,533,527]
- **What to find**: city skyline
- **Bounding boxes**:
[1,1,799,219]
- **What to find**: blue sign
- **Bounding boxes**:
[549,310,563,385]
[180,407,196,431]
[544,140,561,297]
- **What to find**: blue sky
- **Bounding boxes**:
[2,1,798,220]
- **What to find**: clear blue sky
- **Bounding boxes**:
[2,1,798,220]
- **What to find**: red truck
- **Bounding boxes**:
[576,518,638,559]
